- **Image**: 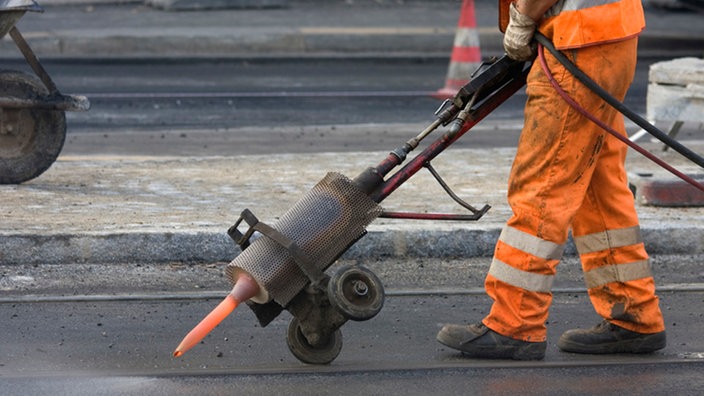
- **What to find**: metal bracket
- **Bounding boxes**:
[228,209,328,285]
[425,162,490,216]
[10,26,58,95]
[7,26,90,112]
[379,162,491,221]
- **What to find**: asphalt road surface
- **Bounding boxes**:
[2,255,703,395]
[1,55,686,157]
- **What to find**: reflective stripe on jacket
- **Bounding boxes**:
[539,0,645,49]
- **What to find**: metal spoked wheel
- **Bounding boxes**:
[0,70,66,184]
[286,317,343,365]
[327,265,385,321]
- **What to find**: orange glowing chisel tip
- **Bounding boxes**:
[173,272,260,357]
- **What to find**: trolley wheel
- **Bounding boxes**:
[0,70,66,184]
[327,265,385,321]
[286,317,342,365]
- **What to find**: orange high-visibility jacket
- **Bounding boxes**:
[538,0,645,49]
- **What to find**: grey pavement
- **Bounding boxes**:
[0,0,703,267]
[2,123,703,266]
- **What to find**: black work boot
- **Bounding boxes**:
[436,322,546,360]
[558,320,666,354]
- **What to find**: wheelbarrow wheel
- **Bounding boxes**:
[327,265,385,321]
[286,317,342,365]
[0,70,66,184]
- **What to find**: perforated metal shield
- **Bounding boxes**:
[226,172,382,306]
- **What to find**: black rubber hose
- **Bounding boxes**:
[534,32,704,169]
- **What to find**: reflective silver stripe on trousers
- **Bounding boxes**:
[499,226,565,260]
[574,226,643,255]
[546,0,620,16]
[584,260,653,289]
[488,226,563,293]
[488,259,555,293]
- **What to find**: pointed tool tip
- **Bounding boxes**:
[171,271,261,358]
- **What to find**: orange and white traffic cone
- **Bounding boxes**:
[433,0,482,99]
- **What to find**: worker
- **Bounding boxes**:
[436,0,667,360]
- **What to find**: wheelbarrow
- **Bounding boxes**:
[0,0,89,184]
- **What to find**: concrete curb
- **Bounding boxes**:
[2,225,702,265]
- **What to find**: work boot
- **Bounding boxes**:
[558,320,666,354]
[436,322,546,360]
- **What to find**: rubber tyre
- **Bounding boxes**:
[286,317,342,365]
[327,265,385,321]
[0,70,66,184]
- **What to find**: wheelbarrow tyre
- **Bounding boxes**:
[286,317,342,365]
[327,265,385,321]
[0,70,66,184]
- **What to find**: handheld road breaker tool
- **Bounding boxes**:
[173,55,531,364]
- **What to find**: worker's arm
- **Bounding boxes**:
[503,0,560,61]
[513,0,560,22]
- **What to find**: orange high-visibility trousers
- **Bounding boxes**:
[482,37,665,342]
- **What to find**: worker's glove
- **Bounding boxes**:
[503,2,537,61]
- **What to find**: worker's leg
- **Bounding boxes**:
[439,41,608,358]
[557,38,666,354]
